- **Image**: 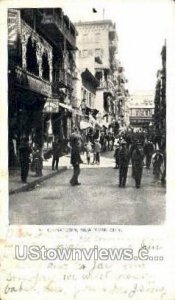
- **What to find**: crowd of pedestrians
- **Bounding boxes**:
[113,132,166,188]
[18,127,166,189]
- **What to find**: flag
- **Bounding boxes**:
[92,8,97,13]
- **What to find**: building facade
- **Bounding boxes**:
[129,92,154,131]
[8,8,77,167]
[154,42,166,150]
[75,20,128,132]
[72,54,99,129]
[114,61,129,129]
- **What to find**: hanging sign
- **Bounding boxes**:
[43,98,59,113]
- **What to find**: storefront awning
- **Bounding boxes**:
[80,120,93,130]
[59,103,73,111]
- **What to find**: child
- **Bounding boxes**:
[31,145,43,177]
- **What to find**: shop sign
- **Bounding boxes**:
[15,67,52,97]
[28,75,52,97]
[80,120,92,130]
[43,98,59,113]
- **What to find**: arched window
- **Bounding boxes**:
[42,51,50,81]
[26,36,39,76]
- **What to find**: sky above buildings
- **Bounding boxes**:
[61,0,171,94]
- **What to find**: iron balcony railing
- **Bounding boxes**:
[41,10,76,48]
[53,69,73,89]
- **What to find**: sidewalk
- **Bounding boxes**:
[9,154,72,195]
[9,151,113,195]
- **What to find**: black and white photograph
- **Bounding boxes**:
[8,2,167,225]
[1,1,175,300]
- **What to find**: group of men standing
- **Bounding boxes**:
[68,127,150,189]
[114,137,165,189]
[61,128,165,188]
[117,140,144,189]
[18,127,165,189]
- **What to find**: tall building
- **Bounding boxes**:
[115,61,129,129]
[8,8,77,167]
[75,20,121,128]
[72,52,100,129]
[129,91,154,131]
[154,42,166,150]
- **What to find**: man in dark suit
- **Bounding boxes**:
[144,139,154,169]
[52,137,61,170]
[118,141,129,188]
[132,142,144,188]
[19,137,31,183]
[70,128,82,186]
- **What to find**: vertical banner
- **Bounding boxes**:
[8,9,21,61]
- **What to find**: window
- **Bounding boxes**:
[26,36,39,76]
[140,109,144,116]
[136,110,139,116]
[145,109,149,116]
[95,71,102,81]
[89,93,92,107]
[42,51,50,81]
[83,89,87,100]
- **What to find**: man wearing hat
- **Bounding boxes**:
[118,140,129,187]
[19,136,32,183]
[70,127,82,186]
[152,145,164,179]
[131,142,144,188]
[52,136,62,171]
[113,141,120,169]
[129,138,138,178]
[144,139,154,169]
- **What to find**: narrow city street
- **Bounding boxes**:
[9,152,165,225]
